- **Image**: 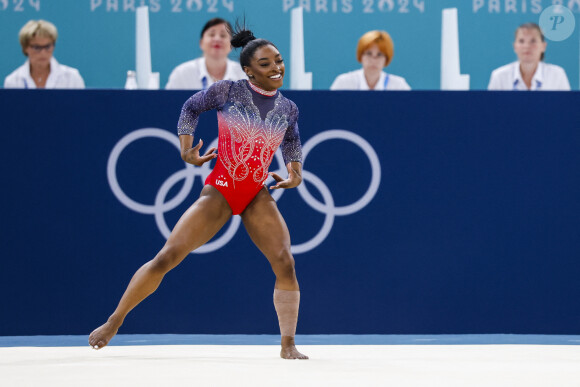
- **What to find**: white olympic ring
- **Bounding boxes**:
[107,128,381,254]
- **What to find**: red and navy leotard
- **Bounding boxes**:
[177,79,302,214]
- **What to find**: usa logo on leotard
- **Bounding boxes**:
[107,128,381,254]
[215,179,228,187]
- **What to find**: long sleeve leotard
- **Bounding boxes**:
[177,79,302,214]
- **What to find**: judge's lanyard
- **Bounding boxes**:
[383,74,390,90]
[513,79,542,90]
[202,75,222,90]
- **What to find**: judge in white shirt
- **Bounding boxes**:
[4,20,85,89]
[488,22,570,91]
[330,30,410,91]
[166,18,247,90]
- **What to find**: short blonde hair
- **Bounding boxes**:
[356,30,394,67]
[19,20,58,55]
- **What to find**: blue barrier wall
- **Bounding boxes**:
[0,0,579,90]
[1,89,579,335]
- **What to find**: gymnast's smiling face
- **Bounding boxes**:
[244,44,285,91]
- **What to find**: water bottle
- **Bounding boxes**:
[124,70,138,90]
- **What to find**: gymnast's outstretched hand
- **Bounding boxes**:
[269,161,302,190]
[180,137,217,166]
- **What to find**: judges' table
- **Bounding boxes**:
[1,89,579,335]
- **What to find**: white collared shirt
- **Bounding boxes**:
[4,57,85,89]
[165,57,247,90]
[488,61,570,91]
[330,69,411,90]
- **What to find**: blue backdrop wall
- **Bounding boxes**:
[0,89,579,336]
[0,0,579,90]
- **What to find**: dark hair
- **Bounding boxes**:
[200,18,233,39]
[515,22,545,61]
[230,19,277,68]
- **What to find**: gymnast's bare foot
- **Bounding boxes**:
[88,318,121,350]
[280,336,309,359]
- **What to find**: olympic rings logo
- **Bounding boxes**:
[107,128,381,254]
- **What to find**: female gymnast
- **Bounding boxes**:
[89,22,308,360]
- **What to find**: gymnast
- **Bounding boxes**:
[89,21,308,360]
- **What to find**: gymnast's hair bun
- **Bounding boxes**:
[231,29,256,48]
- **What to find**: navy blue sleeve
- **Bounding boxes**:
[280,101,302,164]
[177,80,232,136]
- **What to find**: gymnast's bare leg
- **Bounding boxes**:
[88,185,232,349]
[241,187,308,359]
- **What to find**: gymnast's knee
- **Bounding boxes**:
[271,250,296,278]
[149,246,184,273]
